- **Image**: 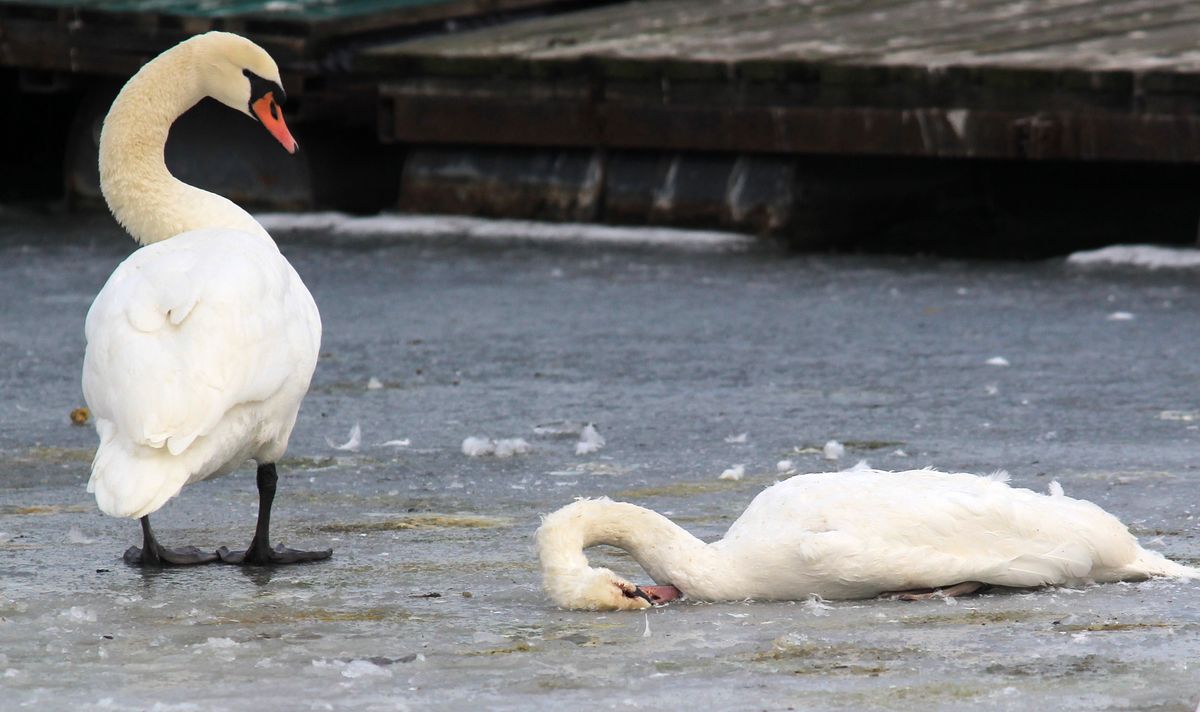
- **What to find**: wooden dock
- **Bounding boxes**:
[4,0,1200,252]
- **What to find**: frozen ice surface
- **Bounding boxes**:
[3,213,1200,711]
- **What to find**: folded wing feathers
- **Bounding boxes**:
[84,231,301,454]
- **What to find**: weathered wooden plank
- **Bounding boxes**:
[380,77,1200,163]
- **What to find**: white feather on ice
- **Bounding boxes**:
[327,424,362,452]
[719,464,745,481]
[575,424,606,455]
[462,436,532,458]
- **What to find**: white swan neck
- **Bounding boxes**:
[537,499,718,598]
[99,37,269,246]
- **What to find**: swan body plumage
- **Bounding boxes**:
[84,228,319,518]
[537,468,1197,610]
[81,32,324,565]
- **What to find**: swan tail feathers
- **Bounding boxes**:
[88,433,191,519]
[1120,549,1200,580]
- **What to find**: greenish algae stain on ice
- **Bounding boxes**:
[13,446,95,464]
[318,513,513,532]
[615,477,767,499]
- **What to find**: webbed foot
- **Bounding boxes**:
[123,543,219,567]
[217,543,332,566]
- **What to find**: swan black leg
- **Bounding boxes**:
[123,514,219,566]
[217,463,332,566]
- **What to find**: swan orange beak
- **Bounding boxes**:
[636,585,682,605]
[251,92,298,154]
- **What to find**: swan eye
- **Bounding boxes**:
[269,99,278,121]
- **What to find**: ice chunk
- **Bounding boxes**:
[60,606,96,622]
[366,377,383,390]
[822,440,844,460]
[985,356,1010,367]
[200,637,237,649]
[327,424,362,452]
[802,594,833,616]
[724,432,748,444]
[1106,311,1135,321]
[341,659,392,679]
[719,464,745,481]
[776,459,794,473]
[575,424,606,455]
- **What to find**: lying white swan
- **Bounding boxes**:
[536,468,1197,610]
[82,32,328,566]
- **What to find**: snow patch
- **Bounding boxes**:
[1067,244,1200,270]
[255,212,754,251]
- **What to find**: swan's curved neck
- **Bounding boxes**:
[99,40,268,246]
[536,499,719,601]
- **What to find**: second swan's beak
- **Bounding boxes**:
[636,585,683,605]
[251,92,298,154]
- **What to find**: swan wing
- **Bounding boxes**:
[83,229,320,455]
[724,470,1141,591]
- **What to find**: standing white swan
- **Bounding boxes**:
[536,468,1197,610]
[83,32,329,566]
